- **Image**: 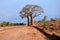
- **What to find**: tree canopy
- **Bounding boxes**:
[20,4,44,26]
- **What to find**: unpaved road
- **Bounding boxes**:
[0,26,47,40]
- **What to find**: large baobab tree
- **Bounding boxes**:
[20,4,44,26]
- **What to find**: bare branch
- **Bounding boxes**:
[33,13,41,18]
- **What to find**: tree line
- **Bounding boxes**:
[0,21,25,27]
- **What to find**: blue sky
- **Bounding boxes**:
[0,0,60,23]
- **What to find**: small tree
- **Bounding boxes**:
[42,16,47,22]
[42,16,48,28]
[20,4,44,26]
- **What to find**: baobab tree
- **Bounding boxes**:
[20,4,44,26]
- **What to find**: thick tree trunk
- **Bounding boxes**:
[30,15,33,26]
[27,17,30,26]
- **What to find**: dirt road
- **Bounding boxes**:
[0,26,47,40]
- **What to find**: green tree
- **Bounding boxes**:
[42,16,47,22]
[20,4,44,26]
[2,21,9,26]
[42,16,48,28]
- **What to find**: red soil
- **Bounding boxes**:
[0,26,47,40]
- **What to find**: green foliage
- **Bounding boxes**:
[42,16,48,28]
[3,21,9,26]
[42,16,47,22]
[0,21,25,27]
[0,21,10,27]
[50,18,56,22]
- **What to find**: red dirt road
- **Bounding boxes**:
[0,26,47,40]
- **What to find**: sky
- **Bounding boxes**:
[0,0,60,23]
